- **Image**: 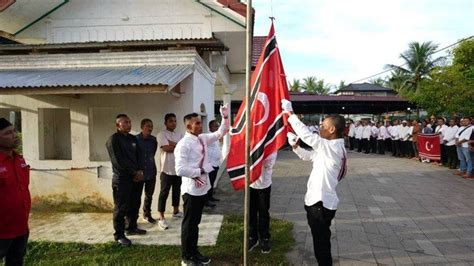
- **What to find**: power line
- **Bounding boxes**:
[349,35,474,84]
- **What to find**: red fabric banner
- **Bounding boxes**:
[417,134,441,161]
[226,22,290,190]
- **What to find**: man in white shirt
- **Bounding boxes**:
[157,113,184,230]
[206,120,222,205]
[347,120,356,150]
[377,122,387,155]
[175,106,229,266]
[391,120,401,157]
[435,118,448,165]
[398,120,411,157]
[443,119,459,169]
[355,121,363,152]
[455,117,473,178]
[370,121,379,154]
[384,121,392,153]
[361,120,371,154]
[282,99,347,266]
[248,152,277,254]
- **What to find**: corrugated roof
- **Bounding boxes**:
[339,83,394,92]
[252,36,266,68]
[290,93,408,102]
[0,65,193,89]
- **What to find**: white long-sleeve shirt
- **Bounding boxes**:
[355,125,363,140]
[435,124,448,142]
[377,126,387,140]
[456,126,473,148]
[443,125,459,146]
[207,140,222,167]
[250,152,277,189]
[348,124,356,137]
[362,125,371,139]
[288,115,347,210]
[175,119,229,196]
[370,126,379,138]
[399,125,411,141]
[390,125,400,140]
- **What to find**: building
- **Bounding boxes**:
[0,0,249,205]
[336,82,397,97]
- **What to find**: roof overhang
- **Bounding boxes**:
[0,50,215,95]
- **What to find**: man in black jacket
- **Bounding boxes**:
[106,114,145,246]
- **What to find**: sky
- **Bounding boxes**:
[251,0,474,89]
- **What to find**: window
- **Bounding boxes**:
[89,107,120,161]
[0,109,21,132]
[38,108,72,160]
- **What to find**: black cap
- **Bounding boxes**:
[0,118,12,130]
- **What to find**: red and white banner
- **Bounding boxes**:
[226,22,290,190]
[417,134,441,161]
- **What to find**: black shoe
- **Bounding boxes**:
[181,257,200,266]
[261,238,271,254]
[126,228,147,235]
[204,201,216,208]
[144,215,157,224]
[248,237,259,252]
[195,252,211,264]
[116,236,132,247]
[209,197,220,202]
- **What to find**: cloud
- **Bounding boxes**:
[252,0,474,85]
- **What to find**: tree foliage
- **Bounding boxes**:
[301,76,332,95]
[399,39,474,115]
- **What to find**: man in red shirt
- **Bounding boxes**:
[0,118,31,265]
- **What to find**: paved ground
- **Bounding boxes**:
[212,149,474,265]
[30,213,223,246]
[29,149,474,265]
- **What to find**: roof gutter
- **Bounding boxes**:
[14,0,69,36]
[195,0,245,28]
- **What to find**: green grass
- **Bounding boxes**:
[25,215,294,265]
[31,193,113,213]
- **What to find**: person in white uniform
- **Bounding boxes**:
[282,99,347,266]
[174,105,229,266]
[248,152,278,254]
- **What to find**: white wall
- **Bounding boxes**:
[13,0,244,43]
[0,72,214,208]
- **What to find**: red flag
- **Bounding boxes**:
[227,23,290,190]
[417,134,441,161]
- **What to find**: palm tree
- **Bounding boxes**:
[385,41,444,90]
[387,69,410,92]
[369,77,387,86]
[338,80,346,90]
[288,78,301,92]
[301,76,318,93]
[315,79,332,95]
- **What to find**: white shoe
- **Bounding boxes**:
[172,211,183,218]
[158,219,169,230]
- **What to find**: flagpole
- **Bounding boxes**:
[244,0,253,265]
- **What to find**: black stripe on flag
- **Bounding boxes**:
[228,115,285,180]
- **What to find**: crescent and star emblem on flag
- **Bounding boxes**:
[254,92,270,126]
[425,141,433,151]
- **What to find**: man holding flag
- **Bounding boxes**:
[283,99,347,266]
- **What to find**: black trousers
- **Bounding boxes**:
[385,138,392,152]
[0,233,29,266]
[355,138,361,151]
[377,139,385,154]
[112,182,132,239]
[446,145,459,168]
[158,173,182,212]
[126,181,144,230]
[181,193,207,259]
[249,186,271,240]
[440,144,447,164]
[305,202,336,266]
[362,139,370,153]
[349,137,355,150]
[207,167,219,201]
[392,139,400,156]
[370,137,377,153]
[142,178,156,217]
